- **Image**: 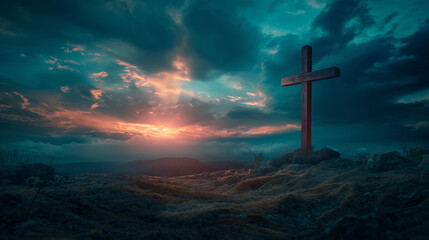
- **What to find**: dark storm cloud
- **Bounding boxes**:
[0,0,263,79]
[311,0,375,60]
[224,106,297,128]
[311,37,395,124]
[391,20,429,82]
[182,0,263,79]
[94,88,154,123]
[0,0,428,163]
[0,89,137,144]
[80,131,134,141]
[312,18,429,126]
[263,33,303,118]
[0,0,183,74]
[37,71,87,91]
[263,0,428,143]
[383,12,398,25]
[301,0,392,125]
[264,34,303,81]
[0,92,60,142]
[175,98,216,125]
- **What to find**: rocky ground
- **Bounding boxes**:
[1,150,428,240]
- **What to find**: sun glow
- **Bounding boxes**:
[117,56,191,105]
[0,91,300,140]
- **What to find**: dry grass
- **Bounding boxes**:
[130,178,226,201]
[233,176,272,192]
[1,159,428,240]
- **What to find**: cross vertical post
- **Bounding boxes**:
[301,45,312,151]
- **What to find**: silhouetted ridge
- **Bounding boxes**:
[123,158,211,177]
[54,158,250,176]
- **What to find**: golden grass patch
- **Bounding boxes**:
[233,176,273,192]
[130,178,226,201]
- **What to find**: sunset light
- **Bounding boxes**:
[1,0,428,239]
[0,0,427,163]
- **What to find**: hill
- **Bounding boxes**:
[4,150,426,239]
[122,158,210,176]
[54,158,249,176]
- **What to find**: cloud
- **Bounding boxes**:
[311,0,375,59]
[44,56,78,72]
[181,0,263,79]
[242,90,267,107]
[116,57,191,105]
[90,72,108,78]
[0,18,16,36]
[90,89,103,100]
[0,90,300,147]
[261,0,429,147]
[60,86,70,93]
[306,0,327,9]
[0,0,185,75]
[0,0,428,162]
[90,103,100,110]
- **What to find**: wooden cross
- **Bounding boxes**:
[281,45,340,151]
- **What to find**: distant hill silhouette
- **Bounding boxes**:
[206,161,249,171]
[54,158,249,176]
[122,158,210,177]
[54,162,122,174]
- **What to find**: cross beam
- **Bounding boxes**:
[281,45,340,151]
[281,67,340,86]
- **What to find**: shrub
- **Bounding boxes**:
[402,146,429,161]
[253,153,264,168]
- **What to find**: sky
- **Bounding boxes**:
[0,0,428,163]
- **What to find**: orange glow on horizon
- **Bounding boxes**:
[9,97,299,140]
[2,80,296,142]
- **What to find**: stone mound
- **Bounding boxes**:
[268,147,341,168]
[363,151,418,171]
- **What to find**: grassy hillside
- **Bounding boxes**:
[1,156,428,239]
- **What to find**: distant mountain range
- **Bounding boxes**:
[54,158,250,177]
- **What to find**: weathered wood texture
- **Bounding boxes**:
[302,45,312,73]
[301,46,312,151]
[281,67,340,86]
[301,81,312,151]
